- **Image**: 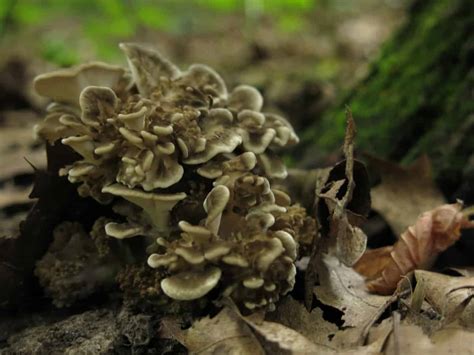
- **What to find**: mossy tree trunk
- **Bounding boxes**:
[298,0,473,200]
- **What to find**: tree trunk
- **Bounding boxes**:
[298,0,473,201]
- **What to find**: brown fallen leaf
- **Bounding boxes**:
[367,154,445,235]
[266,296,339,348]
[384,322,474,355]
[267,296,393,354]
[0,143,105,308]
[415,270,474,327]
[0,126,46,181]
[161,307,265,354]
[314,255,388,347]
[240,312,336,354]
[355,202,474,295]
[0,184,35,209]
[305,111,371,309]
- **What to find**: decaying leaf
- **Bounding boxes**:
[240,312,334,354]
[266,296,393,353]
[368,154,445,235]
[0,144,106,308]
[318,112,371,265]
[0,126,46,181]
[305,111,371,309]
[315,255,387,328]
[266,297,339,348]
[384,322,474,355]
[355,202,474,295]
[0,185,34,209]
[161,307,265,354]
[415,270,474,327]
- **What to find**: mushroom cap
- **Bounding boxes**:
[274,230,297,260]
[80,86,118,127]
[222,151,257,172]
[204,185,230,234]
[104,222,144,239]
[119,42,181,96]
[257,152,288,179]
[183,109,242,165]
[204,185,230,221]
[179,221,213,237]
[256,238,285,272]
[228,85,264,112]
[34,62,126,106]
[102,184,186,203]
[160,267,222,301]
[148,253,178,268]
[180,64,228,101]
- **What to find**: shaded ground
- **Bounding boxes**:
[10,2,474,354]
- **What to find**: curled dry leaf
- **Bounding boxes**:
[355,202,474,295]
[317,112,371,266]
[305,111,371,309]
[415,270,474,327]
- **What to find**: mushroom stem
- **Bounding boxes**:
[102,184,186,232]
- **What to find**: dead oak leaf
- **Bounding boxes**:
[240,311,337,354]
[266,296,339,348]
[314,255,388,333]
[262,296,395,354]
[367,154,445,235]
[161,307,265,354]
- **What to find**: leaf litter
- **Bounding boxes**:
[164,112,474,354]
[4,111,473,354]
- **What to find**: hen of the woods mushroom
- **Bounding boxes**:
[34,43,314,311]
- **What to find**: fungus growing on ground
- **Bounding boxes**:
[34,43,313,311]
[147,153,302,310]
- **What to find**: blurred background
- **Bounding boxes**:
[0,0,410,235]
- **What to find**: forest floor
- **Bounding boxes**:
[1,2,473,354]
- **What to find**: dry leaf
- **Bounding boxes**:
[318,112,370,266]
[267,296,392,354]
[266,296,339,348]
[0,143,105,308]
[314,255,388,346]
[0,126,46,181]
[305,112,371,309]
[355,202,474,295]
[161,307,265,354]
[385,322,474,355]
[368,154,445,235]
[415,270,474,326]
[240,310,336,354]
[0,184,34,209]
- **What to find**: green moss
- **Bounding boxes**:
[300,0,473,179]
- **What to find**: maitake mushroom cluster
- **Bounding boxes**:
[34,43,313,311]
